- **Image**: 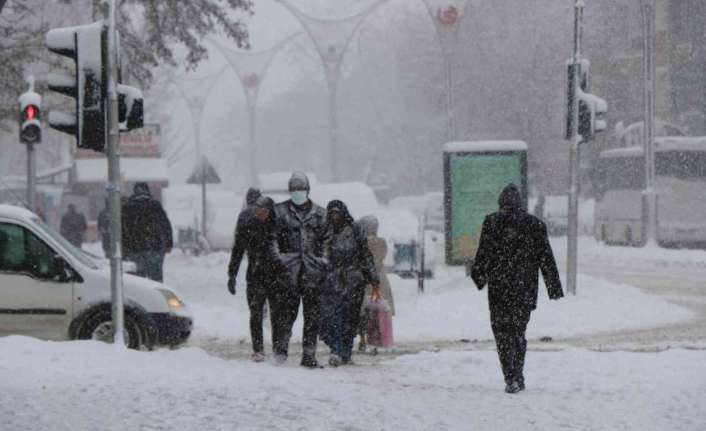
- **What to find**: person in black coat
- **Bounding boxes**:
[227,196,287,362]
[122,182,173,282]
[60,204,87,247]
[471,183,563,394]
[272,172,329,368]
[319,200,380,366]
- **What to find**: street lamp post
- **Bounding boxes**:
[174,69,225,238]
[640,0,658,246]
[422,0,472,142]
[210,33,300,188]
[274,0,389,182]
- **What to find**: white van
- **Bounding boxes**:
[0,205,192,349]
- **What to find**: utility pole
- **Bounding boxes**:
[19,76,42,212]
[417,213,426,294]
[26,143,36,211]
[566,0,585,295]
[640,0,657,246]
[106,0,125,346]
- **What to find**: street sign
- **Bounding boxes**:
[187,156,221,184]
[443,141,528,266]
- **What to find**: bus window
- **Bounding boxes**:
[604,157,644,190]
[656,151,706,180]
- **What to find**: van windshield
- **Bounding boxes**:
[33,218,99,269]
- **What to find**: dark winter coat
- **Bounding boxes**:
[60,211,87,246]
[227,206,283,285]
[320,202,379,346]
[122,194,173,256]
[471,184,563,312]
[273,199,329,294]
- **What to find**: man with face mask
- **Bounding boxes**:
[272,172,329,368]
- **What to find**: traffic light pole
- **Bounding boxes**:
[26,142,36,212]
[640,0,658,246]
[567,0,585,296]
[106,0,125,347]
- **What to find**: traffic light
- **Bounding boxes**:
[118,84,144,131]
[566,59,608,141]
[46,21,107,152]
[19,78,42,144]
[579,93,608,140]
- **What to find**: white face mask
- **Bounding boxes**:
[290,191,308,206]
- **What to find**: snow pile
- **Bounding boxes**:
[163,251,693,345]
[553,236,706,267]
[163,185,242,250]
[389,267,692,342]
[1,335,704,430]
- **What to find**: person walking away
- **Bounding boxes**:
[471,183,563,394]
[319,201,380,366]
[356,215,394,353]
[122,182,173,282]
[60,204,87,248]
[97,198,111,258]
[227,196,286,362]
[272,172,329,368]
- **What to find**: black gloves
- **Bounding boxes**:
[227,277,236,295]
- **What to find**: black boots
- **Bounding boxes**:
[300,355,323,369]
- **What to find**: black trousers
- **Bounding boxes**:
[246,281,293,355]
[490,307,531,385]
[246,283,272,354]
[278,288,321,358]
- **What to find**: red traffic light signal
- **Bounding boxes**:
[25,105,36,120]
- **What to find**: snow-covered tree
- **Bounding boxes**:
[0,0,252,127]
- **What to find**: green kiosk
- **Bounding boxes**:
[443,141,528,266]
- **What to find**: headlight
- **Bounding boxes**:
[158,289,184,309]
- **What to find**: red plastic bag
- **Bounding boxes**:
[366,298,394,348]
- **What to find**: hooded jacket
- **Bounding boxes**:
[228,196,282,284]
[122,192,173,255]
[471,184,563,311]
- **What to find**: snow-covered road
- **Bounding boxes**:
[1,336,704,431]
[159,237,704,354]
[3,239,706,430]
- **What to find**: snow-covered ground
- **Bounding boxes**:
[1,335,704,431]
[161,249,694,346]
[4,241,705,430]
[552,236,706,267]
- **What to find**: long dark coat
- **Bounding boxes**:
[471,185,563,312]
[60,211,87,247]
[320,219,379,346]
[273,199,329,295]
[122,194,173,255]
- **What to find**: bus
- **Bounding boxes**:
[594,137,706,248]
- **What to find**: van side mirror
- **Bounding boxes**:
[53,255,75,283]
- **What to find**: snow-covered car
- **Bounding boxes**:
[0,204,192,349]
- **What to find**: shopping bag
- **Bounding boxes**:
[366,298,394,348]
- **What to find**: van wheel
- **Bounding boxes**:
[76,310,145,350]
